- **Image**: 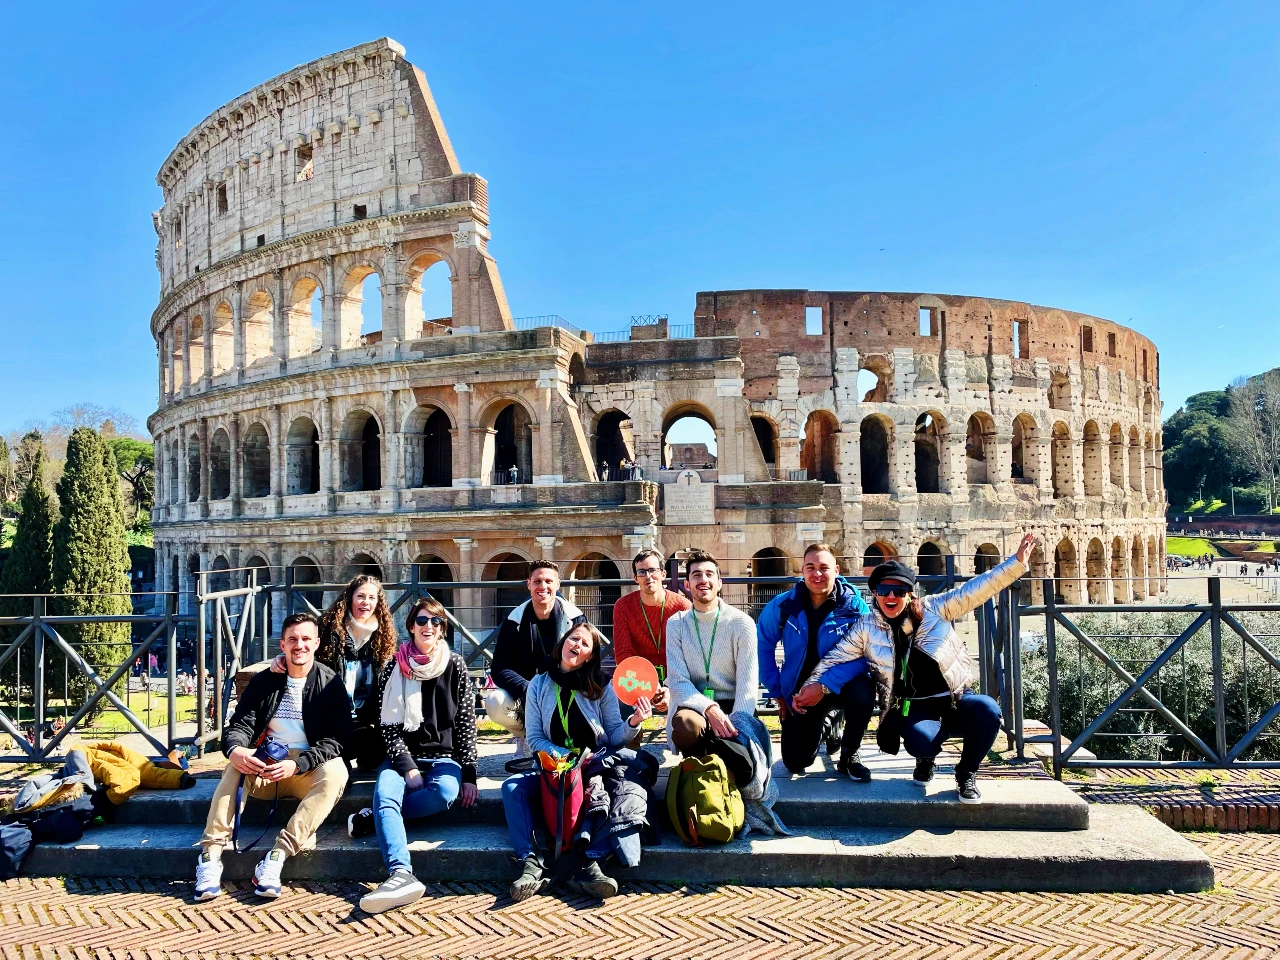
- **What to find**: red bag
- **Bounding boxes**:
[536,750,588,855]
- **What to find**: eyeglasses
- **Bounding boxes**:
[634,567,663,578]
[874,585,911,598]
[414,615,446,628]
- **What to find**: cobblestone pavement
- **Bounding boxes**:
[2,833,1279,959]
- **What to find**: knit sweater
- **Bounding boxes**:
[665,600,759,717]
[611,589,692,673]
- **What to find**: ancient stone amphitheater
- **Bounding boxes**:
[147,38,1166,632]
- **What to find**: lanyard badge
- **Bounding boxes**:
[692,604,722,704]
[555,686,577,752]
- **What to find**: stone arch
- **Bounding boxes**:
[412,552,455,612]
[345,552,383,581]
[1086,537,1107,604]
[858,355,892,403]
[862,540,897,575]
[244,289,274,367]
[287,274,324,357]
[801,410,839,483]
[751,415,779,476]
[965,412,996,485]
[209,555,232,594]
[661,402,717,470]
[917,541,947,580]
[1011,413,1037,483]
[1054,538,1080,604]
[1050,421,1073,499]
[243,554,273,636]
[1128,426,1143,493]
[859,415,892,495]
[973,542,1000,575]
[210,301,234,377]
[480,398,534,484]
[339,261,385,346]
[1111,536,1130,602]
[568,554,622,634]
[286,415,321,495]
[405,249,456,335]
[1082,420,1104,496]
[567,353,587,394]
[339,408,383,492]
[1144,431,1156,498]
[914,411,947,494]
[241,421,271,498]
[289,555,324,613]
[187,433,201,501]
[1109,423,1125,489]
[1028,543,1048,605]
[594,409,635,478]
[209,428,231,500]
[483,550,534,629]
[403,404,454,488]
[168,445,179,504]
[1131,537,1147,600]
[747,547,790,612]
[187,314,205,383]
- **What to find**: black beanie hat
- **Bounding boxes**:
[868,560,918,592]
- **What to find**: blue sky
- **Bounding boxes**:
[2,2,1278,437]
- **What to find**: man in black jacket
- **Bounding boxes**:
[194,613,352,902]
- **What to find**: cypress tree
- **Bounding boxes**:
[52,428,133,708]
[0,448,54,708]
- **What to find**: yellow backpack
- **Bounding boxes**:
[665,754,745,846]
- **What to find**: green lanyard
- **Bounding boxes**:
[641,593,667,659]
[899,642,912,717]
[691,603,722,684]
[555,685,578,751]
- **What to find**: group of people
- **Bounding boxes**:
[190,532,1036,910]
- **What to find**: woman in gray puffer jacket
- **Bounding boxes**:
[795,533,1035,804]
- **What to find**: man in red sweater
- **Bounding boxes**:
[611,549,690,713]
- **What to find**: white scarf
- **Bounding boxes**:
[380,640,450,732]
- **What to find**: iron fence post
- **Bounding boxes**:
[1044,578,1062,779]
[166,591,177,750]
[32,597,45,755]
[1210,576,1228,761]
[196,576,207,757]
[284,565,296,618]
[1010,581,1025,759]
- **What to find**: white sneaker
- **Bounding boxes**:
[194,851,223,901]
[254,849,286,899]
[359,869,426,914]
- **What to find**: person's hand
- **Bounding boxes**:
[268,655,286,674]
[1015,532,1036,567]
[260,758,298,782]
[459,782,479,808]
[229,746,266,776]
[404,768,425,792]
[629,696,653,727]
[792,682,826,713]
[705,704,737,738]
[776,697,789,720]
[651,686,668,713]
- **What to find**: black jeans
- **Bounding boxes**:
[900,693,1002,774]
[780,671,876,773]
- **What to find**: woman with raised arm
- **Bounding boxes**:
[794,533,1035,804]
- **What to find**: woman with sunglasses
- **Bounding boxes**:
[794,532,1035,804]
[503,617,651,902]
[353,597,478,914]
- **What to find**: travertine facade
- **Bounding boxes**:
[148,38,1166,630]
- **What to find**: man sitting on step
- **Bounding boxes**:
[194,612,352,901]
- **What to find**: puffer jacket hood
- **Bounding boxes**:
[809,555,1027,714]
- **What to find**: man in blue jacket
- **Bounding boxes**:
[758,543,876,780]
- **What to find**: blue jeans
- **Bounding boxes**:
[501,771,543,860]
[373,759,461,874]
[901,693,1002,774]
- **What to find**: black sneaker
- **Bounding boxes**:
[347,807,374,839]
[956,768,982,804]
[570,859,618,900]
[509,855,548,902]
[823,711,845,758]
[837,752,872,783]
[912,758,935,785]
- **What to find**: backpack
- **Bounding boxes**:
[536,750,587,856]
[664,754,744,846]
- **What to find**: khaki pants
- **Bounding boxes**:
[199,750,347,858]
[484,687,526,737]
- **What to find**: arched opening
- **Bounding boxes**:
[413,553,455,614]
[289,557,324,613]
[859,416,891,495]
[595,410,635,480]
[287,276,324,357]
[1028,544,1048,605]
[404,405,453,488]
[1128,427,1143,493]
[168,450,179,504]
[405,256,453,337]
[856,364,889,403]
[567,354,586,394]
[1086,538,1107,604]
[973,543,1000,575]
[186,436,200,502]
[210,302,234,377]
[914,412,945,494]
[917,542,945,581]
[1082,421,1104,496]
[751,416,778,477]
[241,423,271,498]
[1111,537,1130,602]
[1109,424,1125,489]
[965,414,995,485]
[1147,534,1159,596]
[187,316,205,383]
[1011,413,1036,482]
[168,329,183,395]
[1144,432,1156,498]
[209,429,231,500]
[801,410,839,483]
[662,407,717,470]
[285,417,321,496]
[339,410,382,492]
[570,555,622,636]
[358,272,383,343]
[862,541,896,575]
[1054,539,1079,604]
[1051,422,1072,499]
[1131,538,1146,600]
[346,553,382,581]
[489,402,533,484]
[244,555,272,644]
[749,547,789,612]
[484,553,532,629]
[209,556,232,595]
[244,290,273,367]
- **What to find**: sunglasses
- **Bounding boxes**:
[874,584,911,598]
[414,615,446,629]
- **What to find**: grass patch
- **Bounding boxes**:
[1166,536,1224,558]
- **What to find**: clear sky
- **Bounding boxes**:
[2,2,1277,437]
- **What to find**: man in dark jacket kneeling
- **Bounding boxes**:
[193,612,353,902]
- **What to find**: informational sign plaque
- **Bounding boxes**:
[664,469,715,525]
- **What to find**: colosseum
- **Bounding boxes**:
[146,37,1167,635]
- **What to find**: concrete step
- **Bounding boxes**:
[25,806,1211,893]
[114,753,1089,831]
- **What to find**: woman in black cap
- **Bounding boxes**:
[794,533,1035,803]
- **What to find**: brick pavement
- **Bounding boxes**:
[1,833,1278,959]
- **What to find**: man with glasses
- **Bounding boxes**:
[611,549,690,714]
[758,544,876,780]
[665,550,759,785]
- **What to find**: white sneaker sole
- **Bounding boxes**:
[193,888,222,902]
[255,885,282,899]
[957,792,982,805]
[360,884,426,914]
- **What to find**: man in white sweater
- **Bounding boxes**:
[665,550,759,785]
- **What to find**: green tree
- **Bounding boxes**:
[52,428,133,709]
[0,448,54,706]
[0,436,14,511]
[106,437,154,526]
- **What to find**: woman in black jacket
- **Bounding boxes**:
[352,596,478,914]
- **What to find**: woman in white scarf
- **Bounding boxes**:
[353,597,478,915]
